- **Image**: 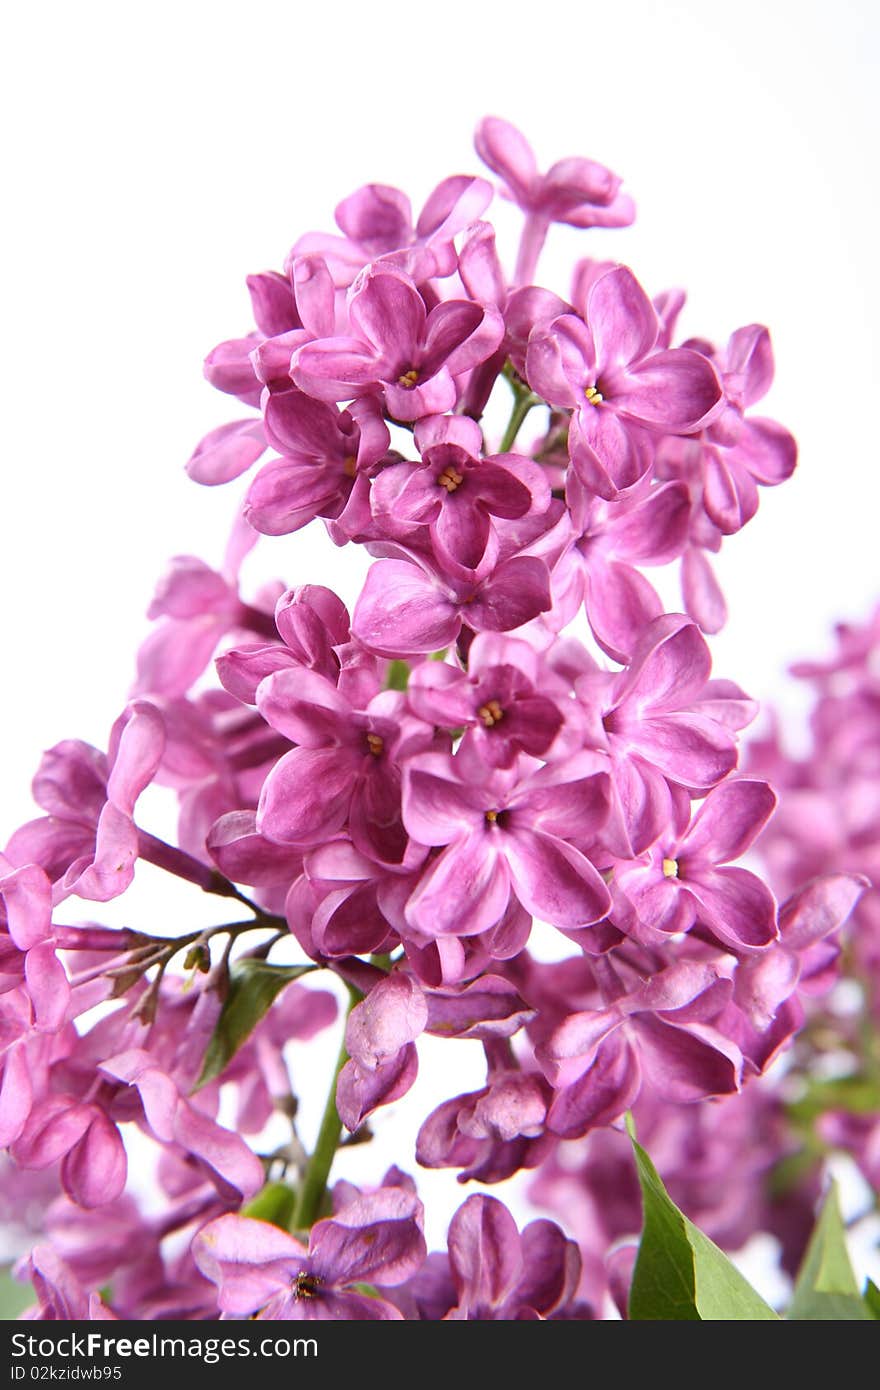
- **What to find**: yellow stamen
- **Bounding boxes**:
[662,857,679,879]
[366,733,384,757]
[437,465,464,492]
[397,368,420,388]
[584,385,604,406]
[478,699,505,728]
[485,809,499,824]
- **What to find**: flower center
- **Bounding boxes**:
[437,464,464,493]
[366,733,385,757]
[293,1272,321,1300]
[478,699,505,727]
[584,384,604,406]
[397,368,420,388]
[661,857,679,879]
[343,454,357,478]
[485,808,500,824]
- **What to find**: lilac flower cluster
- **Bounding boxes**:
[522,610,880,1312]
[0,119,862,1320]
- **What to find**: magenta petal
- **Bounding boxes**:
[504,827,610,928]
[336,1046,419,1131]
[257,747,354,846]
[247,270,299,337]
[608,754,674,856]
[13,1098,94,1169]
[25,942,69,1031]
[515,1220,582,1316]
[468,556,552,632]
[402,755,487,845]
[106,702,165,815]
[433,499,492,570]
[704,451,758,533]
[0,1045,32,1146]
[680,779,777,865]
[193,1214,307,1317]
[586,559,663,664]
[734,949,801,1030]
[349,272,423,356]
[72,804,137,902]
[686,866,779,952]
[547,1036,640,1139]
[290,338,382,401]
[61,1116,127,1209]
[474,117,537,201]
[173,1100,263,1201]
[779,873,868,951]
[310,1188,426,1288]
[682,548,727,634]
[186,419,267,486]
[353,560,460,657]
[447,1194,524,1314]
[335,183,412,249]
[733,417,797,485]
[636,1016,741,1102]
[610,481,691,565]
[570,411,654,497]
[406,833,510,938]
[1,864,52,950]
[207,812,301,885]
[618,348,722,432]
[245,457,343,535]
[588,266,658,367]
[346,973,427,1069]
[256,667,350,747]
[425,975,534,1040]
[613,614,712,714]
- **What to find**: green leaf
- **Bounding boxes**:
[384,660,410,692]
[864,1279,880,1319]
[197,959,316,1086]
[628,1136,779,1320]
[0,1265,34,1319]
[787,1184,873,1320]
[243,1181,298,1231]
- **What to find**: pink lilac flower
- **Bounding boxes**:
[352,547,554,658]
[406,633,564,769]
[401,752,612,943]
[292,174,493,287]
[443,1193,588,1319]
[526,266,723,493]
[193,1187,427,1319]
[336,971,427,1131]
[370,413,551,570]
[613,778,779,953]
[475,116,634,285]
[255,668,439,866]
[5,702,165,903]
[246,388,390,540]
[291,267,504,422]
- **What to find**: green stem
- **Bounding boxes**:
[499,383,541,453]
[293,994,355,1230]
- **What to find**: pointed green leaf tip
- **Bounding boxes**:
[384,660,411,691]
[197,959,316,1086]
[628,1135,779,1320]
[243,1181,298,1231]
[787,1183,873,1320]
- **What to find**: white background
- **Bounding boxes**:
[1,0,879,1289]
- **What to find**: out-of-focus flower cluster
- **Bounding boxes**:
[1,118,867,1321]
